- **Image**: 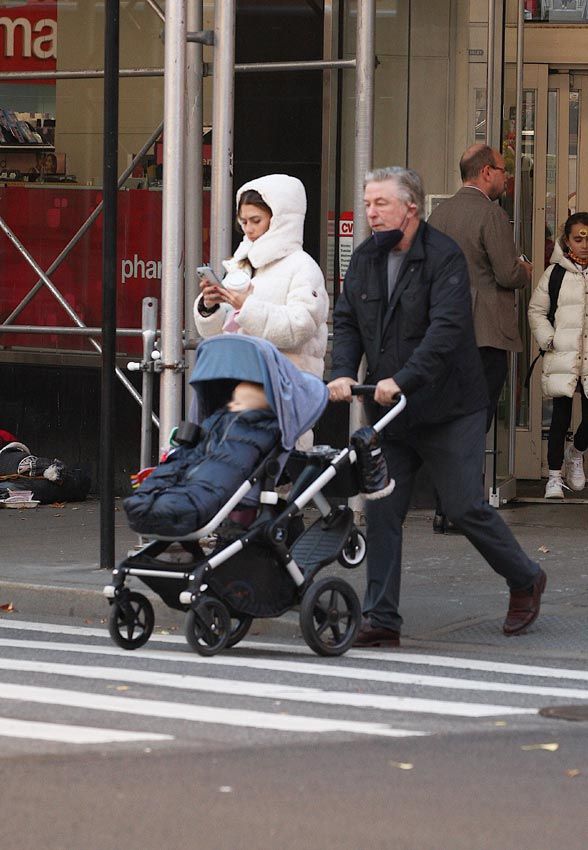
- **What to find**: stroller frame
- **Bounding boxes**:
[104,392,406,657]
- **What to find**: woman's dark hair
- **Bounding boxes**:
[562,211,588,249]
[236,189,272,230]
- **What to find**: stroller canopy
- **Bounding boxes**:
[190,335,329,450]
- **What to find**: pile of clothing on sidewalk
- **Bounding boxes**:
[0,429,91,504]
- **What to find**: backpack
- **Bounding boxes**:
[524,263,566,389]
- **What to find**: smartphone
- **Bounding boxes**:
[196,265,224,287]
[520,253,531,263]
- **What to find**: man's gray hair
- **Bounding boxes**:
[364,166,425,218]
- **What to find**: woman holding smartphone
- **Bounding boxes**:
[194,173,328,380]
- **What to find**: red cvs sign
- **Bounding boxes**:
[0,0,57,81]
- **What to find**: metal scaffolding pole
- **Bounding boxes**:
[159,0,187,452]
[210,0,236,275]
[101,0,120,570]
[353,0,375,247]
[184,0,204,416]
[349,0,375,515]
[0,69,164,81]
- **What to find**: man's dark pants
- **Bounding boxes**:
[365,408,541,632]
[434,345,508,515]
[479,346,509,432]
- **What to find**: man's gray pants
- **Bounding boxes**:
[365,408,541,632]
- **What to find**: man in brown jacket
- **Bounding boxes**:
[428,144,532,530]
[429,144,532,425]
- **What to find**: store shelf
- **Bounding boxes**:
[0,145,55,151]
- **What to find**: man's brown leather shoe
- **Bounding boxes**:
[503,568,547,635]
[353,622,400,648]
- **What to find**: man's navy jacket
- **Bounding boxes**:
[331,220,490,436]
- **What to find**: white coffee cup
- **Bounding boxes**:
[223,270,251,291]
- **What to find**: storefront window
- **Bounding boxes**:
[0,1,167,359]
[525,0,588,21]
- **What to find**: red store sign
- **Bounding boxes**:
[0,0,57,80]
[0,186,211,355]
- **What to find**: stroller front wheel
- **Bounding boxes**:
[108,591,154,650]
[299,576,361,657]
[185,596,231,656]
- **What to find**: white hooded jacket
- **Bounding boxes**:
[194,174,329,378]
[528,240,588,398]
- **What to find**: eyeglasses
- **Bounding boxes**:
[490,165,506,173]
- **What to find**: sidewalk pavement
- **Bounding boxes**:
[1,496,587,664]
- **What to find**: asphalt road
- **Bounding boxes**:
[1,618,587,849]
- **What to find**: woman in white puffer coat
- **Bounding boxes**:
[194,173,329,379]
[528,212,588,499]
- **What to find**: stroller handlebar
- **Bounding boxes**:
[349,389,407,433]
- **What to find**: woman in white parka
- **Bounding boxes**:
[194,173,329,380]
[528,212,588,499]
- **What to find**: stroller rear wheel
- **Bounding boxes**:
[299,576,361,657]
[108,591,154,650]
[185,596,231,656]
[227,613,253,648]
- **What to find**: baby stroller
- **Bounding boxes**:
[104,334,406,657]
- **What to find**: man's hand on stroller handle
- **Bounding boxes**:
[327,376,402,406]
[373,378,401,406]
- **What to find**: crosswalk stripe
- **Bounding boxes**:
[0,716,173,744]
[1,638,586,701]
[0,658,537,718]
[2,619,588,683]
[0,683,426,738]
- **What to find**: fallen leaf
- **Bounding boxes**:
[115,685,129,691]
[0,602,15,612]
[494,721,508,727]
[51,502,66,508]
[537,545,550,553]
[521,742,559,752]
[389,761,414,770]
[565,769,581,778]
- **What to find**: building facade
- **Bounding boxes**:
[0,0,586,494]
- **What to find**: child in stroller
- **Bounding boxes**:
[124,380,280,538]
[104,334,405,657]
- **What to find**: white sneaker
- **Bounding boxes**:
[544,474,564,499]
[564,444,586,491]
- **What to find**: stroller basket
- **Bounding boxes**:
[286,446,360,498]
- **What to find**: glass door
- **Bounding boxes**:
[515,66,588,479]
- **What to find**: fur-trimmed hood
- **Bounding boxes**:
[230,174,307,270]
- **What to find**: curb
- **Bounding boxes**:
[0,580,302,640]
